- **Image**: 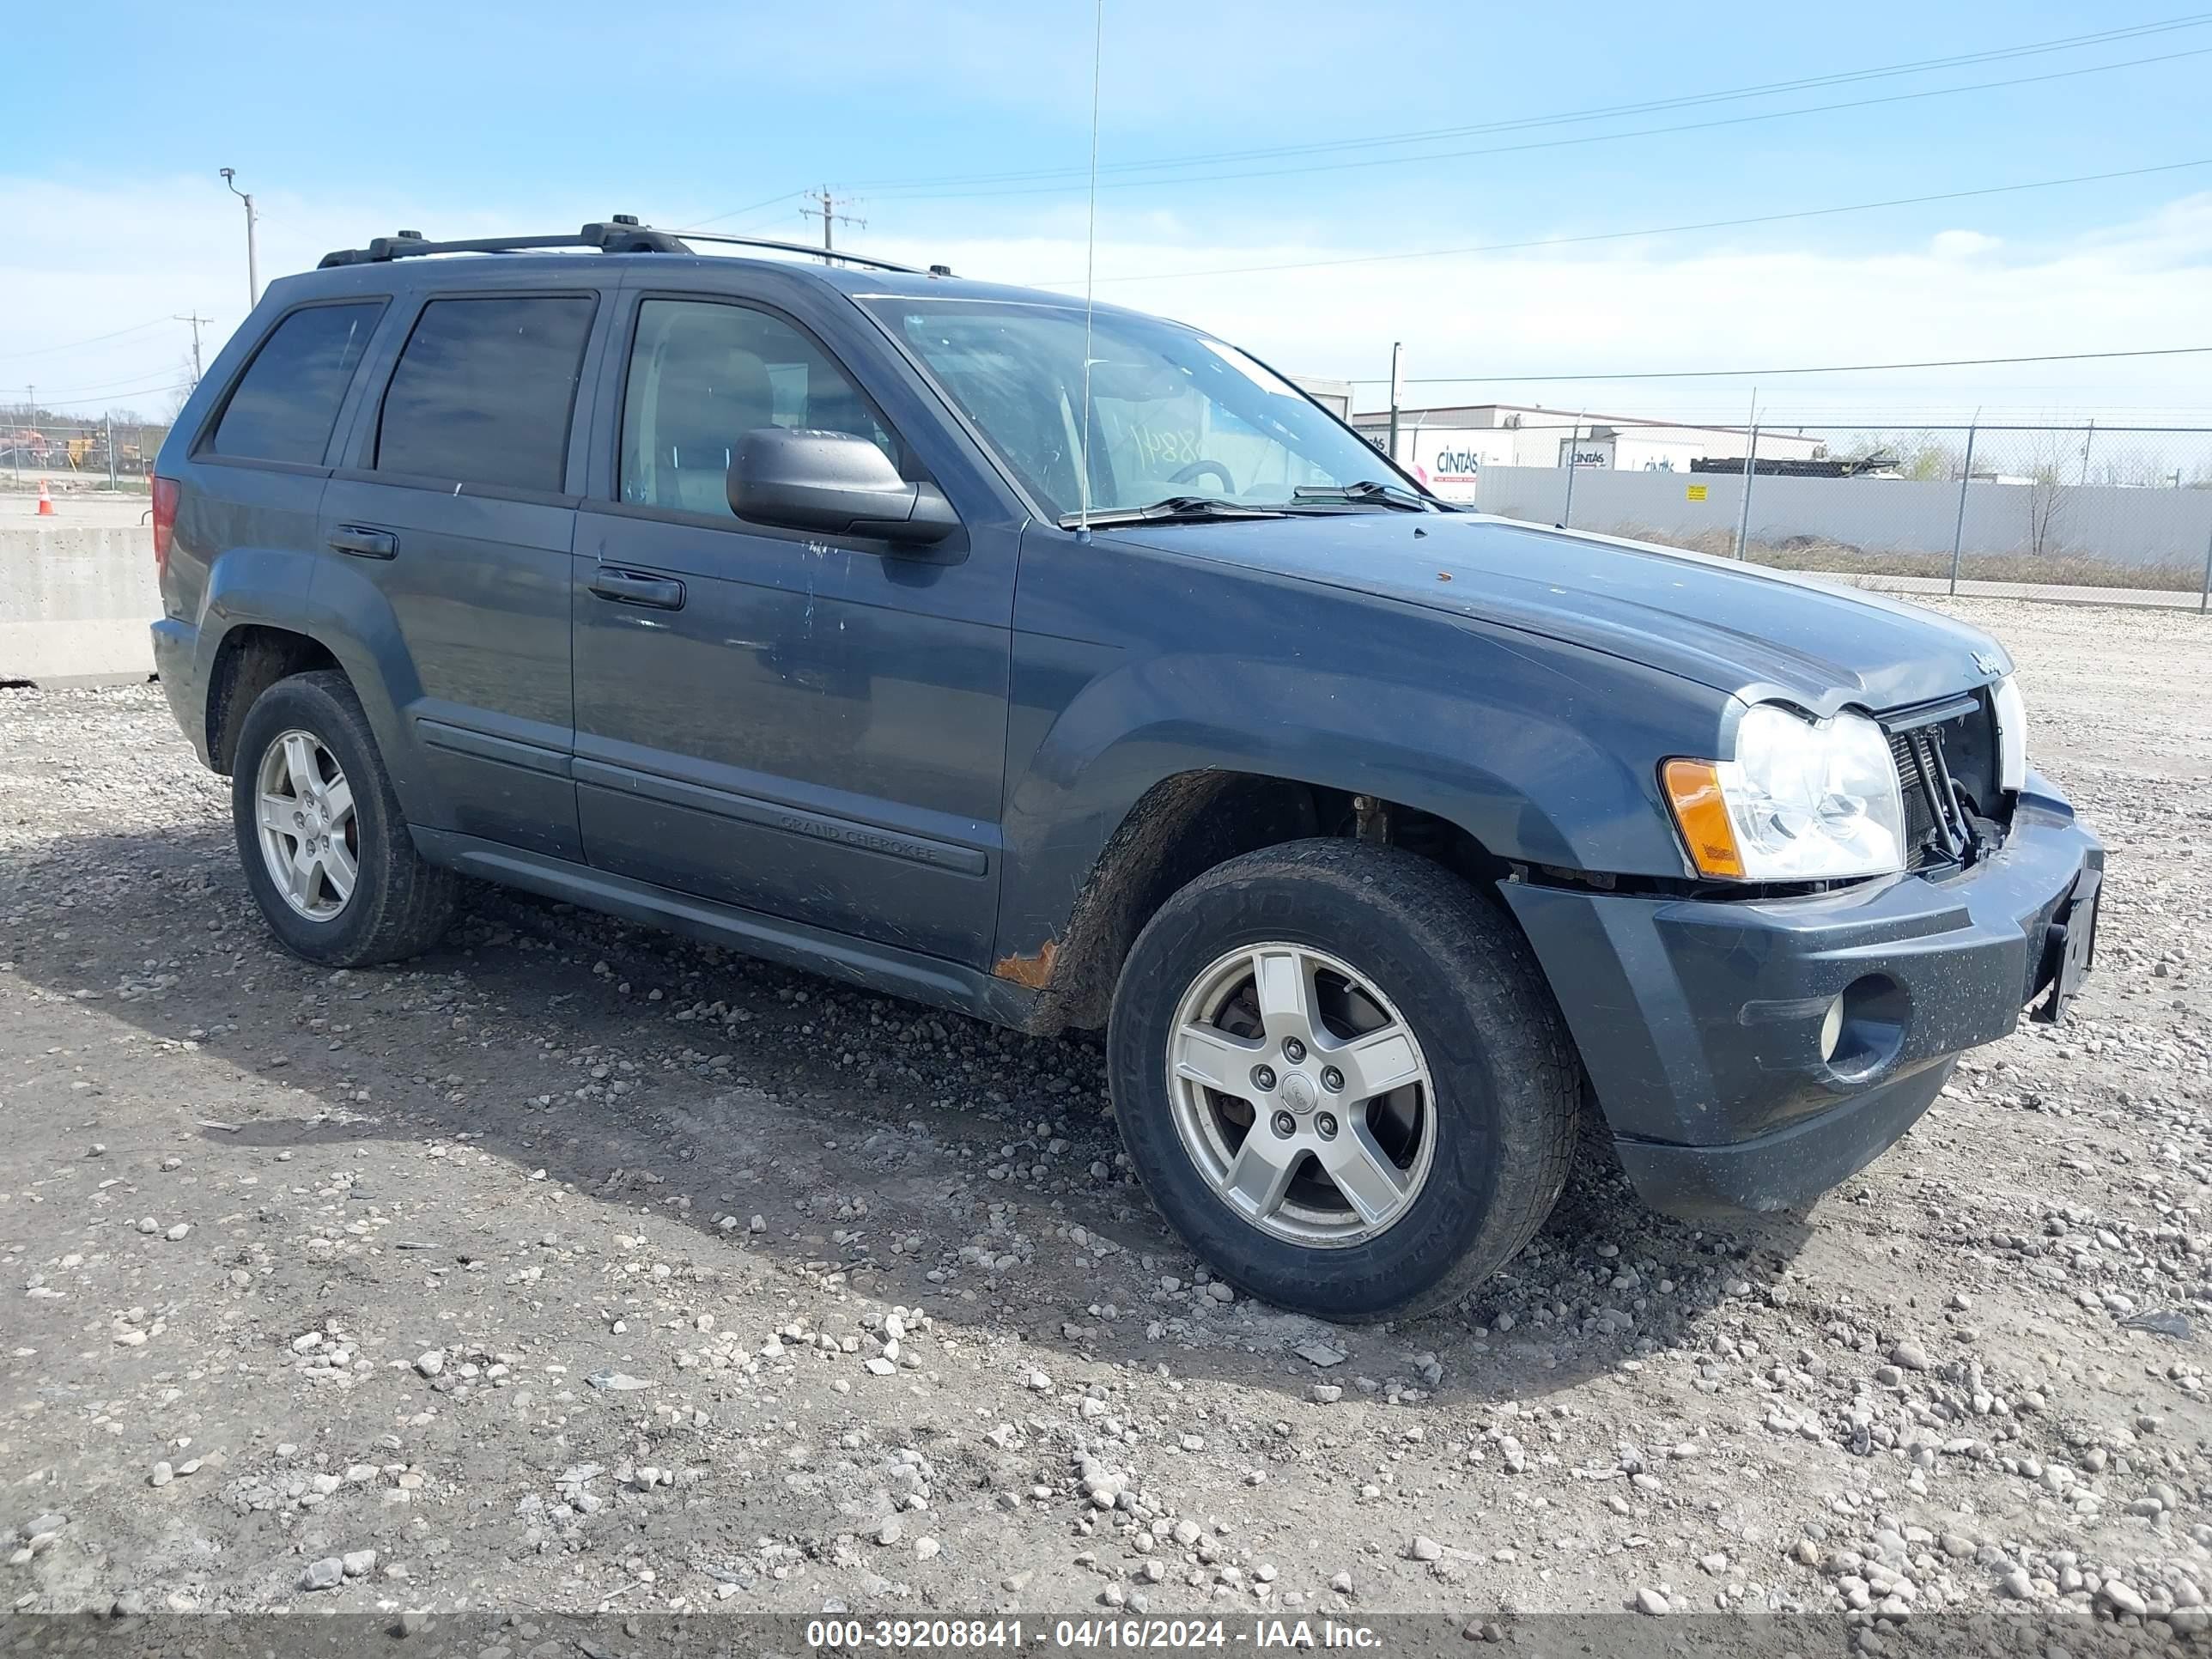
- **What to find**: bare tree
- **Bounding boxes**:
[163,353,198,424]
[2021,429,2075,560]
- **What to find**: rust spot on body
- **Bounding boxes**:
[992,938,1060,988]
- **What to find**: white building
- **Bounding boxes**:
[1292,376,1355,420]
[1349,403,1826,503]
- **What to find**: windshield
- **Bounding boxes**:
[862,297,1415,520]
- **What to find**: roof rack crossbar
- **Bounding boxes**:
[318,221,685,268]
[317,217,933,276]
[671,231,920,275]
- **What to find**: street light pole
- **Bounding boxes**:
[221,167,260,305]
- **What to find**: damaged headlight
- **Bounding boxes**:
[1992,676,2028,793]
[1663,703,1906,882]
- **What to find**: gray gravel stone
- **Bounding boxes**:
[300,1557,343,1591]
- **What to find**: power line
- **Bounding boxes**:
[1343,345,2212,386]
[31,362,190,398]
[0,317,175,361]
[854,13,2212,192]
[1025,156,2212,287]
[802,186,866,252]
[39,380,191,411]
[872,45,2212,202]
[676,189,807,232]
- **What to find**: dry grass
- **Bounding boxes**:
[1601,525,2203,593]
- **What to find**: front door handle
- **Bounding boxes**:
[328,526,398,559]
[589,569,687,611]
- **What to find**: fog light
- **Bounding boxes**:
[1819,995,1845,1063]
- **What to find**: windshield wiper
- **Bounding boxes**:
[1060,495,1291,529]
[1289,480,1433,512]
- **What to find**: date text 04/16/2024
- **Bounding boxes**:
[802,1619,1386,1651]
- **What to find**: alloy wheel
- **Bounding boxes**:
[1164,941,1436,1248]
[253,729,358,921]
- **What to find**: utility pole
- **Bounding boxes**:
[1559,415,1583,528]
[106,412,118,492]
[174,313,211,388]
[802,186,864,254]
[1948,410,1981,597]
[221,168,260,305]
[1732,389,1759,561]
[1387,342,1405,465]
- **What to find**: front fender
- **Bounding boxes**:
[995,534,1729,962]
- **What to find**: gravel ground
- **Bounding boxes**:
[0,597,2207,1650]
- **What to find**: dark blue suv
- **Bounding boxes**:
[151,219,2101,1322]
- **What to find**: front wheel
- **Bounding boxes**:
[231,670,457,967]
[1107,840,1580,1323]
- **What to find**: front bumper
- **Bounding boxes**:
[1504,770,2101,1219]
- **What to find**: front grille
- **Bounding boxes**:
[1889,730,1941,859]
[1882,693,2004,870]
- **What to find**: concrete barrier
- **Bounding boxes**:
[0,525,160,685]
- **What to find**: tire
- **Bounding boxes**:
[1107,839,1579,1323]
[231,670,457,967]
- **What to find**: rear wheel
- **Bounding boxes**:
[1108,840,1579,1322]
[232,671,456,967]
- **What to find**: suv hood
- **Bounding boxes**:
[1103,511,2008,714]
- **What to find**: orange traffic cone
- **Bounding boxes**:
[36,480,55,516]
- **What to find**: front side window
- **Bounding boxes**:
[619,299,899,518]
[210,301,384,465]
[864,298,1407,520]
[375,295,596,491]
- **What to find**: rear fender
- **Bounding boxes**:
[301,557,441,823]
[191,547,319,758]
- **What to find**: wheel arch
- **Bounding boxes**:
[1012,764,1518,1035]
[204,624,342,775]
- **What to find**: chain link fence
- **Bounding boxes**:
[1404,420,2212,608]
[1,404,170,495]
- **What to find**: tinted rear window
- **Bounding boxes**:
[210,301,384,465]
[374,295,597,491]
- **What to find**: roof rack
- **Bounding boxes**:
[317,214,942,277]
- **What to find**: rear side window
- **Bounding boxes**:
[210,301,384,465]
[375,295,596,491]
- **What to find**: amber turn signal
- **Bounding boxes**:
[1662,759,1745,879]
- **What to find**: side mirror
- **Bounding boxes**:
[727,428,959,547]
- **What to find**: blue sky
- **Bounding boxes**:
[7,0,2212,427]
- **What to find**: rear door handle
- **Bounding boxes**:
[328,526,398,559]
[589,569,687,611]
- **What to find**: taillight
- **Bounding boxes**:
[151,475,180,574]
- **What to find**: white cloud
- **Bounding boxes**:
[0,175,599,419]
[6,177,2211,430]
[890,193,2212,423]
[1928,228,2001,260]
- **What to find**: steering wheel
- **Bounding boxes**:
[1169,459,1237,495]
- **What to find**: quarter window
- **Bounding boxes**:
[375,295,596,491]
[210,301,384,465]
[619,299,899,518]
